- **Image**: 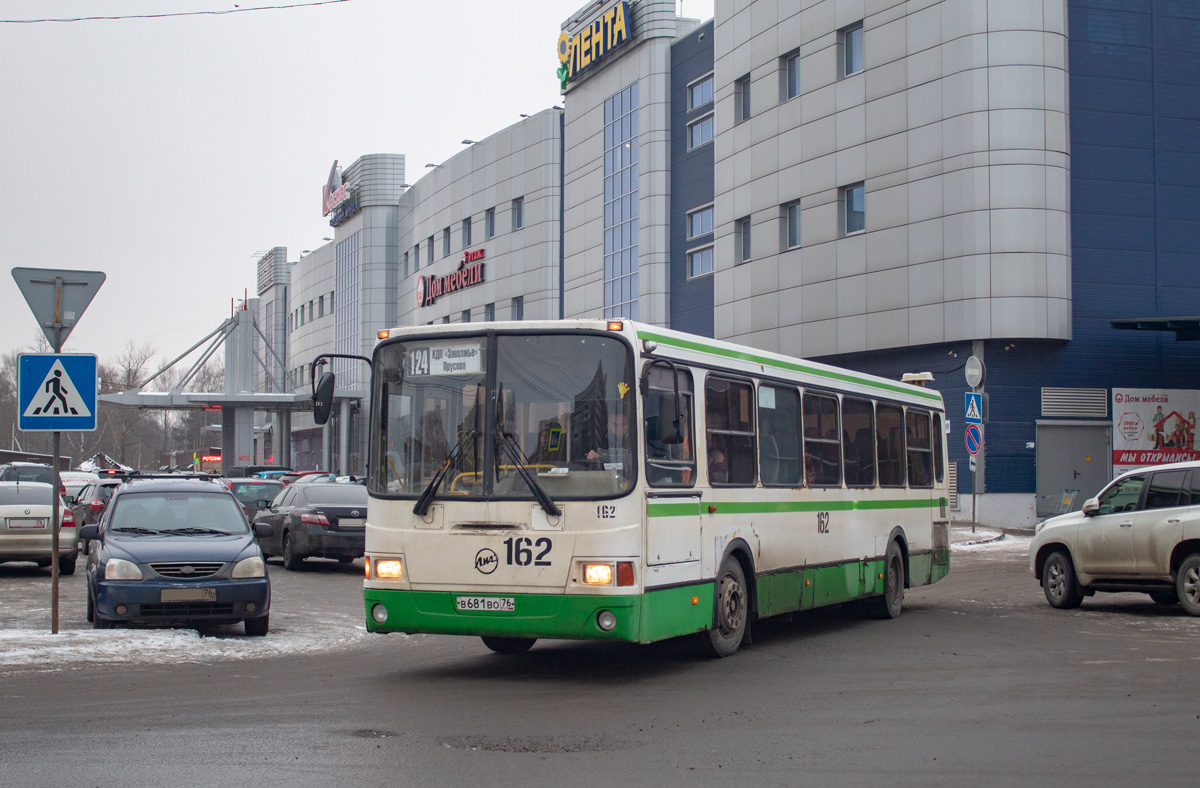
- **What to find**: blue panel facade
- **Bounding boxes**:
[826,1,1200,497]
[669,21,715,338]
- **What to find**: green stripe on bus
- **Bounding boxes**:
[636,330,944,403]
[648,498,941,516]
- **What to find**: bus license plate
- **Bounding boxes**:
[456,596,515,612]
[161,588,217,603]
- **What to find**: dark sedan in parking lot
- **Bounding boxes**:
[253,482,366,570]
[80,479,271,635]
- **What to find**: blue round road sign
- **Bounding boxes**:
[965,423,982,455]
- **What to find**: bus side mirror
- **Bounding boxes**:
[652,393,683,445]
[313,372,335,425]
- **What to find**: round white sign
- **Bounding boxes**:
[964,355,985,389]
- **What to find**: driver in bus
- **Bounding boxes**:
[586,412,630,465]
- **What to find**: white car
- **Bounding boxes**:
[1030,460,1200,615]
[0,481,78,574]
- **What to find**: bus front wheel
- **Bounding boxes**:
[705,555,748,658]
[869,540,906,619]
[481,636,536,654]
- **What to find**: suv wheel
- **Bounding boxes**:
[1176,554,1200,616]
[1042,550,1084,609]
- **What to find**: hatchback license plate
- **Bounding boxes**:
[161,588,217,603]
[456,596,515,612]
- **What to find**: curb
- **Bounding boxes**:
[952,528,1006,547]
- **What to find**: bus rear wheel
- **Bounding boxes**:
[481,636,536,654]
[868,541,906,619]
[705,555,748,658]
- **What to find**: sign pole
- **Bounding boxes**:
[11,267,105,635]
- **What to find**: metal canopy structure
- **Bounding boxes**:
[1110,317,1200,341]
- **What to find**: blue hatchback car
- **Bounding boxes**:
[80,479,272,635]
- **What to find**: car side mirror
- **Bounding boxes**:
[313,371,335,425]
[79,524,99,541]
[1081,497,1099,516]
[253,522,275,539]
[64,495,76,505]
[258,499,271,509]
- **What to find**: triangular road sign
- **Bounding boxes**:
[22,359,93,418]
[11,267,106,350]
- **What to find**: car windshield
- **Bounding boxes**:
[108,491,248,535]
[0,483,55,506]
[229,481,284,506]
[303,485,368,505]
[371,331,636,501]
[1,465,54,484]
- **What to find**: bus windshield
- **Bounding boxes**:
[371,331,636,502]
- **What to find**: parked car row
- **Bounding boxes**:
[2,462,368,638]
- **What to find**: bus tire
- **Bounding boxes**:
[481,636,536,654]
[869,540,905,619]
[705,555,748,658]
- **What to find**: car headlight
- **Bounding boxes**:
[104,558,143,581]
[232,556,266,578]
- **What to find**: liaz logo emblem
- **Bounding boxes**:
[474,548,499,574]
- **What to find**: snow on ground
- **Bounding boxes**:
[0,621,373,671]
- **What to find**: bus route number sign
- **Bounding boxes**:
[408,342,483,376]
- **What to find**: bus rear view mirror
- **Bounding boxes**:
[653,392,683,444]
[313,372,335,425]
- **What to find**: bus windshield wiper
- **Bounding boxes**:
[413,430,477,516]
[495,429,562,517]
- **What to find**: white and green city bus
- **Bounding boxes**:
[315,319,950,656]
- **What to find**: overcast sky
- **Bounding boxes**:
[1,0,714,370]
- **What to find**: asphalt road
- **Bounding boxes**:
[2,537,1199,788]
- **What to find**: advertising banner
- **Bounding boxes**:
[1112,388,1200,473]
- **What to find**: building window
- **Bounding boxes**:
[485,207,495,239]
[461,309,471,323]
[781,200,802,249]
[442,227,450,257]
[318,295,325,317]
[307,300,313,321]
[462,217,472,249]
[688,74,713,109]
[511,295,524,320]
[484,302,495,321]
[511,197,524,230]
[688,246,714,278]
[401,253,408,279]
[842,183,865,235]
[781,50,800,101]
[604,82,640,320]
[334,232,361,388]
[687,206,714,239]
[442,315,451,324]
[841,22,864,77]
[688,114,714,149]
[413,244,420,271]
[735,74,751,123]
[329,291,334,311]
[736,216,751,263]
[426,236,434,264]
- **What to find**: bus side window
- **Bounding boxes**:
[842,396,876,488]
[706,376,757,486]
[876,403,905,487]
[906,409,933,488]
[643,365,696,487]
[802,392,841,487]
[933,412,945,484]
[758,385,801,486]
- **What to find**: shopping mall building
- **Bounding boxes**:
[250,0,1200,526]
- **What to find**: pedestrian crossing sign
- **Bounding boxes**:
[18,354,98,432]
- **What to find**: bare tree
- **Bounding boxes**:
[103,341,156,467]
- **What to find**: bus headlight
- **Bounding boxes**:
[376,559,403,580]
[583,563,613,585]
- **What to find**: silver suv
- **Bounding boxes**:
[1030,460,1200,614]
